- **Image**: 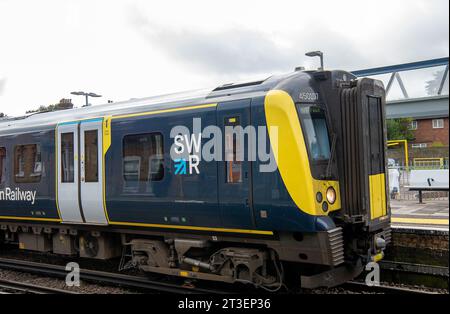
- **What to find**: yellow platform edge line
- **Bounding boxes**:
[391,217,449,225]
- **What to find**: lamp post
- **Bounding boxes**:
[305,51,324,71]
[70,91,102,107]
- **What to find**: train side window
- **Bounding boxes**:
[61,133,74,183]
[0,147,6,185]
[224,116,243,183]
[84,130,99,183]
[123,133,164,183]
[14,144,42,183]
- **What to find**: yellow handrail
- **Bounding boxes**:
[387,139,409,171]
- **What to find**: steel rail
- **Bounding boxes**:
[0,257,229,294]
[0,278,78,294]
[343,281,441,295]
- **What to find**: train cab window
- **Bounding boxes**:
[84,130,99,183]
[297,105,331,161]
[0,147,6,185]
[225,116,243,183]
[14,144,42,183]
[61,133,74,183]
[123,133,164,183]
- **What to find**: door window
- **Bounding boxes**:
[61,133,75,183]
[84,130,99,183]
[224,116,243,183]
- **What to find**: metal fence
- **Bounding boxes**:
[412,157,449,169]
[388,162,449,201]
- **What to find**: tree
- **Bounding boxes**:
[425,69,449,96]
[386,118,415,141]
[26,104,57,114]
[0,113,5,118]
[26,98,74,114]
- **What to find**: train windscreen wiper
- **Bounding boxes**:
[324,133,337,179]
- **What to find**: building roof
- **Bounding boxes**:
[386,95,449,119]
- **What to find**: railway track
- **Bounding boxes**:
[0,257,229,294]
[0,255,444,294]
[0,278,79,294]
[343,281,441,294]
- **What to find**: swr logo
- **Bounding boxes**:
[174,157,199,175]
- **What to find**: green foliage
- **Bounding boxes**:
[0,112,5,118]
[26,100,73,114]
[386,118,415,141]
[431,141,445,148]
[426,70,449,96]
[26,104,58,114]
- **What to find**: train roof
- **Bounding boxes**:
[0,70,329,136]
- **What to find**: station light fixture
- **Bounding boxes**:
[70,91,102,107]
[305,51,324,71]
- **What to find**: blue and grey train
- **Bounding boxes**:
[0,69,391,289]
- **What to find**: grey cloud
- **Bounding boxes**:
[128,3,448,75]
[371,1,449,65]
[128,8,368,75]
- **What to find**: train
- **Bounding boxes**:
[0,68,391,290]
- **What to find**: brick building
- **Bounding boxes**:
[409,116,449,148]
[387,95,449,148]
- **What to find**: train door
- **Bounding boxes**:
[79,119,108,224]
[56,119,108,225]
[367,96,388,220]
[217,99,255,228]
[57,123,83,223]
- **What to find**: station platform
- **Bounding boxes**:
[390,200,449,231]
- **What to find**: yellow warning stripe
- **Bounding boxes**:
[0,216,62,222]
[391,217,449,225]
[112,103,217,120]
[109,221,274,235]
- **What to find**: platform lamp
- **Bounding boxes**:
[70,91,102,107]
[305,51,324,71]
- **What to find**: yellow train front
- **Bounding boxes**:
[258,70,391,288]
[0,68,391,290]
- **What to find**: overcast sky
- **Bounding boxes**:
[0,0,448,116]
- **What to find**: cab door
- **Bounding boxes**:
[79,119,108,224]
[217,99,255,228]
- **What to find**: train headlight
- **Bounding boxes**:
[326,187,336,204]
[316,192,323,203]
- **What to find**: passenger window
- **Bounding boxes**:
[224,116,243,183]
[123,133,164,184]
[14,144,42,183]
[84,130,99,183]
[61,133,74,183]
[0,147,6,185]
